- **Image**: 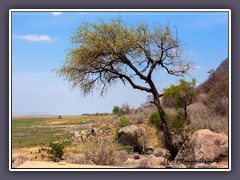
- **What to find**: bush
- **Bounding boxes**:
[47,141,69,162]
[79,137,116,165]
[121,103,132,115]
[168,111,191,135]
[148,111,162,130]
[188,102,228,134]
[128,113,145,124]
[209,97,228,115]
[118,115,132,128]
[112,106,120,115]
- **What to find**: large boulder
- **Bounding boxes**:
[123,155,166,168]
[174,129,228,166]
[117,125,146,153]
[113,150,129,166]
[118,125,146,139]
[153,148,171,159]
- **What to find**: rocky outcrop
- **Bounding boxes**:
[174,129,228,167]
[123,155,166,168]
[117,125,146,153]
[118,125,146,141]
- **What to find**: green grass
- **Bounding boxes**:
[12,117,83,149]
[11,116,112,150]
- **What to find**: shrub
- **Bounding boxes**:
[168,111,191,135]
[118,115,132,128]
[209,97,228,115]
[58,115,62,119]
[188,102,228,134]
[112,106,120,115]
[148,111,162,130]
[47,141,69,162]
[79,137,116,165]
[149,109,191,138]
[128,113,146,124]
[121,103,132,115]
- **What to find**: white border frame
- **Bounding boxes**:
[9,9,231,172]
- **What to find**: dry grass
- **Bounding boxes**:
[12,154,29,168]
[111,105,157,126]
[188,102,228,134]
[164,102,228,135]
[138,124,164,149]
[64,153,89,164]
[78,137,116,166]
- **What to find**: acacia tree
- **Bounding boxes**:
[162,78,196,119]
[57,17,192,157]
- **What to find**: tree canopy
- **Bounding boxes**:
[57,17,193,158]
[57,17,192,97]
[162,78,196,118]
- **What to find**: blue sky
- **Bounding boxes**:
[11,11,229,115]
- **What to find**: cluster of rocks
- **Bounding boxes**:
[116,125,229,168]
[172,129,228,168]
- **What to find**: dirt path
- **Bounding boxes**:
[17,161,126,169]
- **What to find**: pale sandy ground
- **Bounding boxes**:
[17,161,127,168]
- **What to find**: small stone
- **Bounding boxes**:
[134,154,140,159]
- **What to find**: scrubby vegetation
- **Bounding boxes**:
[148,111,162,130]
[46,141,69,162]
[78,137,116,165]
[118,115,132,128]
[162,78,196,119]
[12,58,229,168]
[197,58,229,116]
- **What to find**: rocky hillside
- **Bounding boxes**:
[197,57,229,94]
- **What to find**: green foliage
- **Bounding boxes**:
[168,111,191,135]
[47,141,69,162]
[148,111,162,130]
[118,115,132,128]
[57,16,192,97]
[112,106,120,115]
[162,78,196,118]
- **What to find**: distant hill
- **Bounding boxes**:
[196,57,229,115]
[197,58,229,94]
[214,57,229,77]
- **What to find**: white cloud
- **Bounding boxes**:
[14,34,53,42]
[50,12,63,16]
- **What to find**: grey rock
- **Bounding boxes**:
[153,148,171,159]
[174,129,228,167]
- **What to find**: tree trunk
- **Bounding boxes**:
[153,97,178,159]
[184,105,187,119]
